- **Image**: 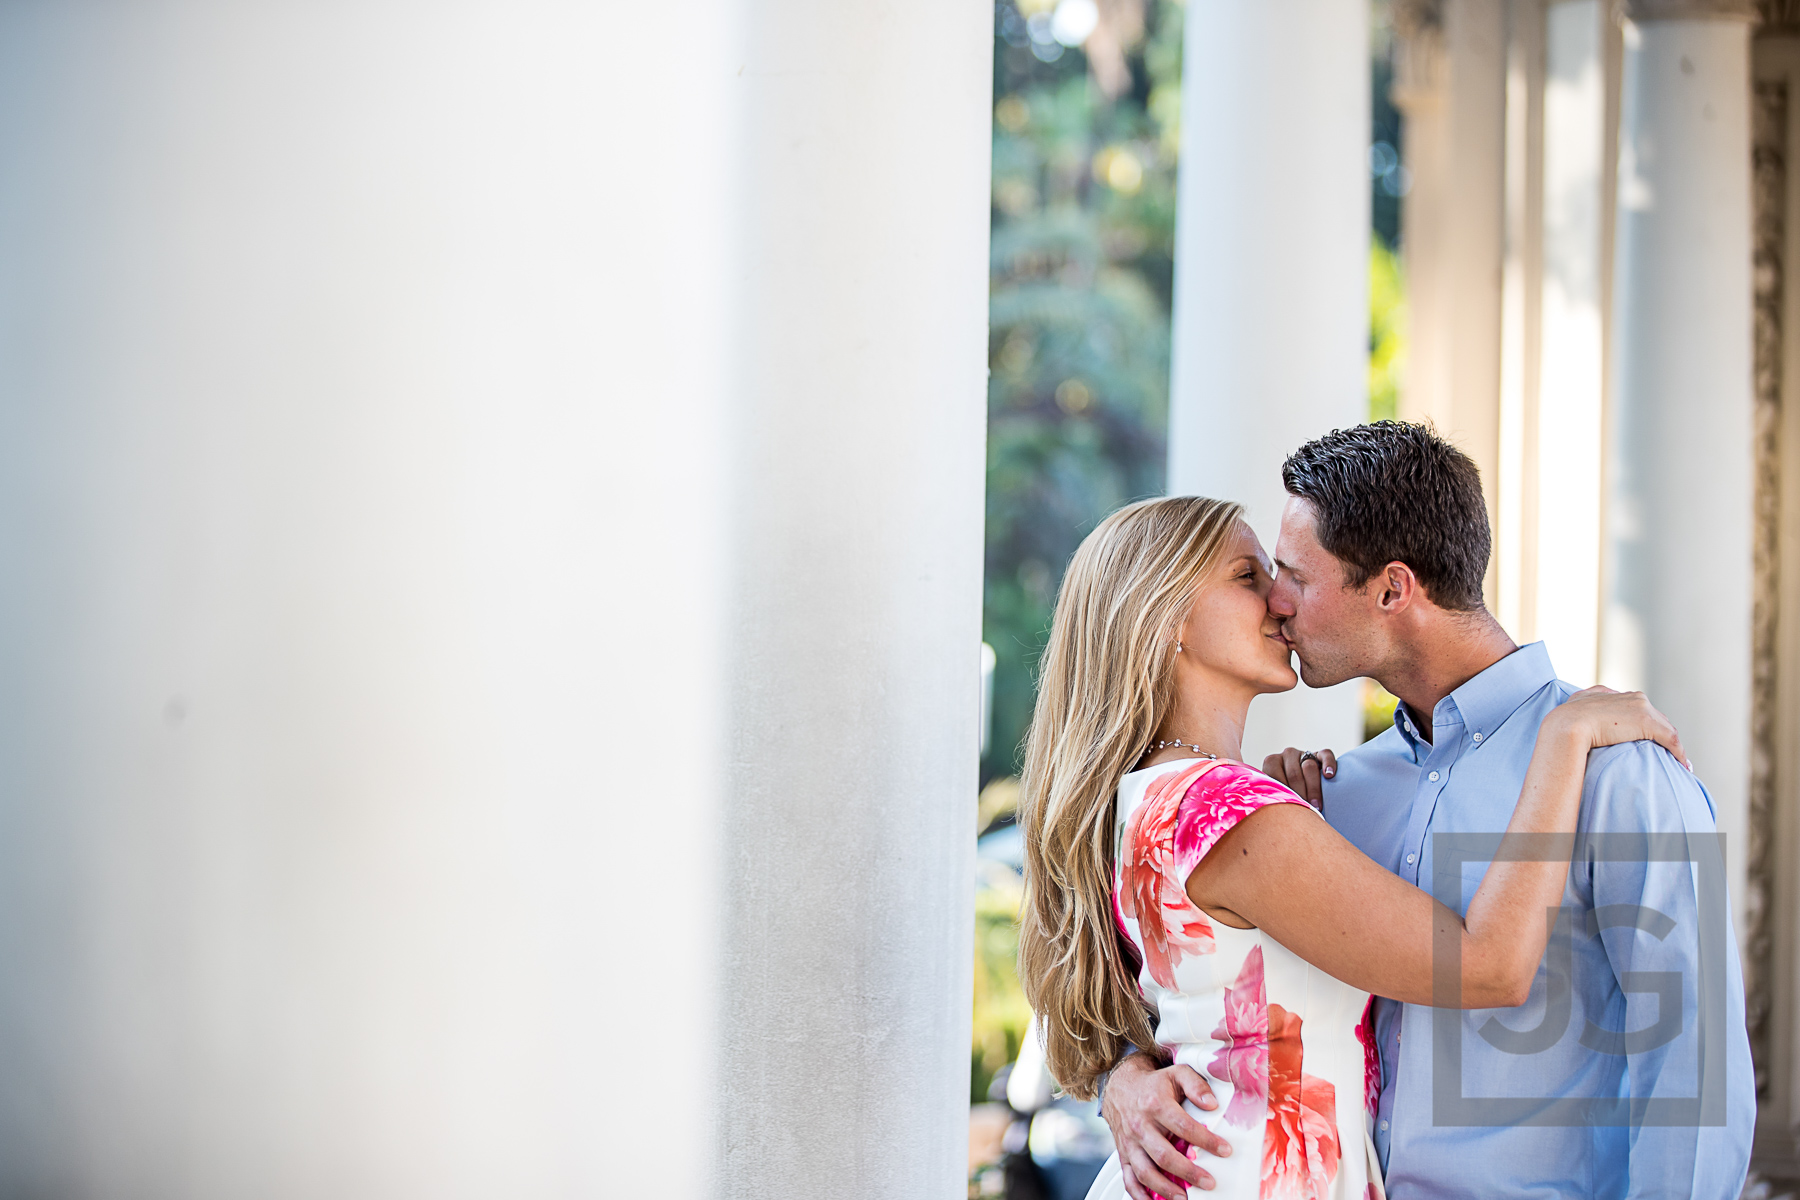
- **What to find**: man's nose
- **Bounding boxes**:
[1266,581,1295,618]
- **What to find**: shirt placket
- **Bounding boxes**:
[1395,708,1461,886]
[1378,704,1463,1152]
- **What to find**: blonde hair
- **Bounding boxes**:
[1016,495,1245,1098]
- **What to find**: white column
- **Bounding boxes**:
[1394,4,1456,434]
[1533,0,1612,686]
[1168,0,1368,756]
[1497,0,1548,643]
[0,3,989,1197]
[1604,0,1755,929]
[1394,0,1508,608]
[716,3,989,1196]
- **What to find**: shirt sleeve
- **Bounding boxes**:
[1578,742,1755,1200]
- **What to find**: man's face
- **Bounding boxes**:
[1268,497,1384,688]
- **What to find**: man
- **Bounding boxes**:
[1099,422,1753,1199]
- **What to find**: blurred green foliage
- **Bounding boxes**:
[972,878,1030,1102]
[1370,240,1405,423]
[1362,677,1403,742]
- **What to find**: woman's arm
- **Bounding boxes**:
[1186,688,1685,1008]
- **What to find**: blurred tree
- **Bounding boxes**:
[982,0,1181,787]
[1370,3,1405,252]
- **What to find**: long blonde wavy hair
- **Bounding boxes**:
[1017,495,1245,1098]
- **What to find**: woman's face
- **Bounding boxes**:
[1176,521,1299,697]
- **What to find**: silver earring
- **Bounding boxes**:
[1174,639,1183,654]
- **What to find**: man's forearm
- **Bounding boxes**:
[1095,1043,1153,1110]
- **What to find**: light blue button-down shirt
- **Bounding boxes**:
[1327,642,1754,1199]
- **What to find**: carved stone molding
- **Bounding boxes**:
[1624,0,1757,17]
[1762,0,1800,34]
[1749,77,1787,1100]
[1390,0,1446,113]
[1391,0,1443,37]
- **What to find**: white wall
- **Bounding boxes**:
[0,2,988,1197]
[1168,0,1369,758]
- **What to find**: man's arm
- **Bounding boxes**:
[1098,1051,1231,1199]
[1585,744,1755,1199]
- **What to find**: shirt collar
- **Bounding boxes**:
[1391,641,1558,753]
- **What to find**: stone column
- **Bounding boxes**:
[1168,0,1368,756]
[717,4,988,1195]
[1393,0,1508,608]
[1497,0,1549,642]
[0,3,989,1197]
[1747,5,1800,1165]
[1603,0,1756,945]
[1532,0,1614,685]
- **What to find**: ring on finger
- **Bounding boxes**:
[1299,750,1319,764]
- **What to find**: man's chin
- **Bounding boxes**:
[1295,657,1357,690]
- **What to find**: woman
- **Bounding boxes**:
[1016,497,1684,1200]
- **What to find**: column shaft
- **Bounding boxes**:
[1604,12,1755,933]
[0,2,990,1196]
[1498,0,1549,641]
[718,2,990,1195]
[1168,0,1369,755]
[1535,0,1612,684]
[1395,0,1508,608]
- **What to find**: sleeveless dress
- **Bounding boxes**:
[1084,758,1386,1200]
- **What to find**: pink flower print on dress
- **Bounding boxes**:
[1208,945,1270,1129]
[1263,1005,1341,1200]
[1169,761,1309,878]
[1119,760,1307,989]
[1118,761,1221,987]
[1353,996,1381,1116]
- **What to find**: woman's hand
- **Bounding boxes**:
[1260,746,1336,809]
[1548,686,1691,769]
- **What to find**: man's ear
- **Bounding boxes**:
[1374,561,1421,613]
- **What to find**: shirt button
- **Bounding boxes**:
[1380,1120,1389,1131]
[1406,853,1416,864]
[1428,771,1440,782]
[1472,732,1483,742]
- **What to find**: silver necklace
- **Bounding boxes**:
[1144,738,1218,759]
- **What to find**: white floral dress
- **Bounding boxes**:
[1085,758,1385,1200]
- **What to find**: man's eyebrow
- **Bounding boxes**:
[1274,557,1299,573]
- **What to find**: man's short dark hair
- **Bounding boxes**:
[1280,421,1490,611]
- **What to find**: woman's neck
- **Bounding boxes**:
[1149,689,1250,764]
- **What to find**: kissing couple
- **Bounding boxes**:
[1017,421,1754,1199]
